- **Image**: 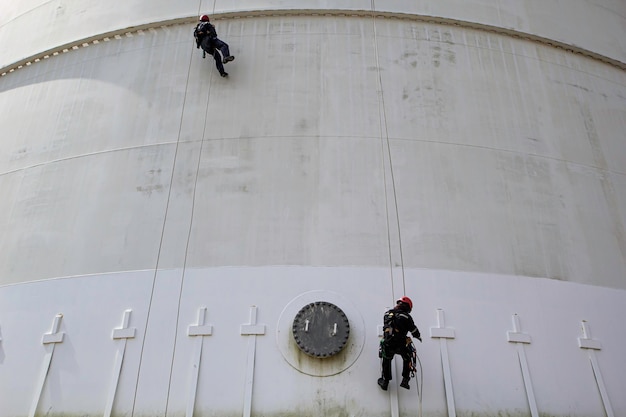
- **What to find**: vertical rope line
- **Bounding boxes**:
[131,21,198,416]
[131,1,210,415]
[164,82,211,417]
[163,1,217,415]
[370,0,406,297]
[164,45,214,417]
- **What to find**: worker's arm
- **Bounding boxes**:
[411,327,422,342]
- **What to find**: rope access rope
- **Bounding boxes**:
[369,0,407,298]
[163,1,219,414]
[133,1,210,415]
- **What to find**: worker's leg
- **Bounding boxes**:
[214,38,234,62]
[402,358,412,378]
[211,49,226,75]
[377,355,393,390]
[399,350,412,389]
[382,356,393,381]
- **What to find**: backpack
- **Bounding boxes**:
[382,309,398,341]
[196,22,217,39]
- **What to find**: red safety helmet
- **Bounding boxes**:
[199,15,210,22]
[396,296,413,310]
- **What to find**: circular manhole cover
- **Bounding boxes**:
[292,301,350,358]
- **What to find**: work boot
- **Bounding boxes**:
[400,377,410,389]
[223,55,235,64]
[377,378,389,391]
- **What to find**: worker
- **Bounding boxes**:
[378,296,422,391]
[194,15,235,77]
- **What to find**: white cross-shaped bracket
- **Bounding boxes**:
[507,314,531,344]
[188,307,213,337]
[578,320,602,350]
[42,314,64,344]
[112,309,136,340]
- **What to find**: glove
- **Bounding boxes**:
[417,336,422,342]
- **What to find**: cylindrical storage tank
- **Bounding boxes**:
[1,2,625,417]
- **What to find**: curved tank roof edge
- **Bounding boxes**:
[2,8,625,77]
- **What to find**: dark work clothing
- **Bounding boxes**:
[382,346,413,380]
[380,307,421,381]
[383,307,420,344]
[201,37,230,75]
[195,21,217,41]
[195,22,231,75]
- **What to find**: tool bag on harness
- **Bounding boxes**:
[407,338,417,378]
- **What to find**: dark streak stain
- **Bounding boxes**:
[136,184,164,195]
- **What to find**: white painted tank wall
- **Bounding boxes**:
[1,0,625,69]
[2,270,625,417]
[1,2,625,417]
